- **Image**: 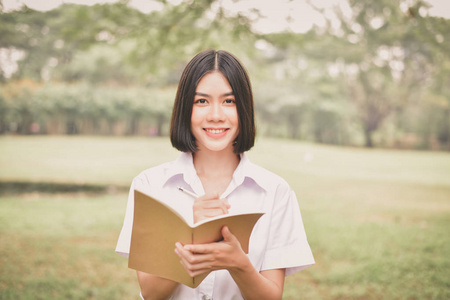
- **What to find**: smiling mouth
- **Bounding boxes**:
[204,128,228,134]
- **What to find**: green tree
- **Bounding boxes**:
[306,0,450,147]
[0,0,258,85]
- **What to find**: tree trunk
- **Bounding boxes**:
[364,127,374,148]
[438,108,450,150]
[156,114,167,136]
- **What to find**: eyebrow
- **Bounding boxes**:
[195,92,234,97]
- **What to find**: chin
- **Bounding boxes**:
[199,142,234,153]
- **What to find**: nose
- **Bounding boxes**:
[207,102,225,121]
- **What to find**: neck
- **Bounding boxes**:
[192,148,240,178]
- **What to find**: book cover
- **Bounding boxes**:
[128,189,264,288]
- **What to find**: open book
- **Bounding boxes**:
[128,189,264,288]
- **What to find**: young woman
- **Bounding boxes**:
[116,50,314,299]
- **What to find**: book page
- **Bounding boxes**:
[128,190,193,286]
[193,213,264,254]
[128,190,264,288]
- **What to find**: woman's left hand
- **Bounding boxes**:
[174,226,248,277]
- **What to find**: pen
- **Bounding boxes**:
[177,186,199,199]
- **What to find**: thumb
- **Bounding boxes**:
[222,226,237,243]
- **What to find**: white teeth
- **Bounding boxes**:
[205,129,226,134]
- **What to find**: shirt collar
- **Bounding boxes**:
[162,152,268,192]
[233,153,269,192]
[163,152,198,186]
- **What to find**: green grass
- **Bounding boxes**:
[0,194,139,300]
[1,136,449,299]
[0,135,179,185]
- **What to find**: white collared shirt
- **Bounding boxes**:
[116,152,315,299]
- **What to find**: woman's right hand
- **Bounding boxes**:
[193,193,231,223]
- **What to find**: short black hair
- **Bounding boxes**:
[170,49,255,154]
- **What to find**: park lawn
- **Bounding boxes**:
[0,136,449,299]
[0,135,179,186]
[0,193,139,300]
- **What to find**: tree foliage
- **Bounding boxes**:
[1,0,449,150]
[291,0,450,147]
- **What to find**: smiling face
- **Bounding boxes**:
[190,71,239,154]
[170,50,255,154]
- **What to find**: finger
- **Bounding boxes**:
[175,242,196,259]
[177,250,215,276]
[220,198,231,213]
[179,258,211,277]
[198,199,230,213]
[199,200,227,209]
[221,198,230,207]
[193,199,225,211]
[177,253,210,277]
[176,245,196,266]
[204,208,229,217]
[178,242,216,260]
[184,243,215,254]
[195,195,228,210]
[197,193,220,202]
[179,251,214,265]
[194,209,228,222]
[175,243,186,259]
[214,203,230,214]
[222,226,238,243]
[180,253,214,268]
[175,242,185,252]
[174,248,182,259]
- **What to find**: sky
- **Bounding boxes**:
[2,0,450,34]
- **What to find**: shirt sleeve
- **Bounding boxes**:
[261,184,315,276]
[115,180,136,257]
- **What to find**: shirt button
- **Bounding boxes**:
[201,295,212,300]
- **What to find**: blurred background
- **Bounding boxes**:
[1,0,450,149]
[0,0,449,299]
